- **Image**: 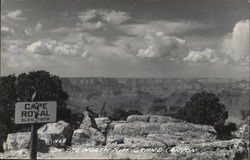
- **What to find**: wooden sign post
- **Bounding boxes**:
[30,123,38,160]
[15,101,57,160]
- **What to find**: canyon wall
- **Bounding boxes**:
[61,78,249,117]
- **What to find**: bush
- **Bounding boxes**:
[176,91,228,125]
[108,109,143,121]
[126,110,143,117]
[213,121,237,140]
[108,109,127,121]
[70,113,84,130]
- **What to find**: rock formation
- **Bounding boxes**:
[2,115,249,159]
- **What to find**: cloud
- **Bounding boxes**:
[77,21,105,31]
[102,10,130,25]
[6,9,26,20]
[1,40,24,55]
[222,19,249,65]
[50,27,77,33]
[26,39,91,58]
[23,28,32,38]
[117,21,210,36]
[137,29,187,60]
[183,48,218,63]
[1,26,14,38]
[183,19,249,65]
[77,9,130,30]
[35,22,43,32]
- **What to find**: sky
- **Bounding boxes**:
[1,0,249,78]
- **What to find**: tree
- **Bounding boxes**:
[0,75,17,130]
[213,121,237,140]
[177,91,228,125]
[16,71,70,122]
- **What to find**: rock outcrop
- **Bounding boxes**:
[2,115,249,160]
[106,115,248,159]
[38,120,73,148]
[95,117,111,136]
[80,111,99,130]
[71,128,106,147]
[3,132,49,152]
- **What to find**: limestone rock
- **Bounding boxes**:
[147,134,181,147]
[38,120,73,148]
[106,135,125,146]
[72,128,106,147]
[127,115,150,122]
[149,115,182,123]
[169,139,248,160]
[159,122,216,134]
[110,122,161,137]
[80,111,98,130]
[123,137,166,148]
[5,132,30,151]
[95,117,111,135]
[109,117,216,138]
[4,132,49,152]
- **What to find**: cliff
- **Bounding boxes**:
[61,78,249,117]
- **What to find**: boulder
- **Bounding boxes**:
[109,119,215,138]
[5,132,30,151]
[106,135,125,146]
[159,122,216,134]
[95,117,111,135]
[110,122,161,137]
[149,115,182,123]
[38,120,73,148]
[168,139,248,160]
[80,111,99,130]
[127,115,150,122]
[147,134,181,147]
[72,128,106,147]
[123,137,166,148]
[4,132,49,152]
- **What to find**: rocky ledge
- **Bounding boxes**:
[2,114,249,159]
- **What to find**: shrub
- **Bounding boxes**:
[126,110,143,117]
[108,109,143,121]
[70,113,84,130]
[108,109,127,121]
[213,121,237,140]
[176,91,228,125]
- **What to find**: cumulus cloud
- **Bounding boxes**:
[137,29,187,59]
[183,19,249,65]
[183,48,218,63]
[77,9,130,30]
[6,9,26,20]
[222,19,249,65]
[117,21,210,36]
[23,28,32,38]
[102,10,130,25]
[35,22,43,32]
[1,26,14,38]
[26,39,91,58]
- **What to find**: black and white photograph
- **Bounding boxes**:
[0,0,249,159]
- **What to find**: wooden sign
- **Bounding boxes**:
[15,101,57,124]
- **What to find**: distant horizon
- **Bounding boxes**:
[1,73,249,80]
